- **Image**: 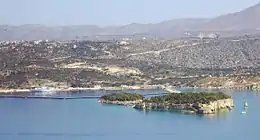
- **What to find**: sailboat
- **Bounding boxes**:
[244,101,248,108]
[241,110,247,114]
[242,101,248,114]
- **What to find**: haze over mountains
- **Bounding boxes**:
[1,3,260,40]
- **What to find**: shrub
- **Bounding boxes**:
[100,93,144,101]
[145,92,231,104]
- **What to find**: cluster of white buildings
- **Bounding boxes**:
[198,32,220,39]
[185,32,220,39]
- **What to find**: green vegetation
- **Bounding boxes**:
[100,93,144,101]
[99,92,233,114]
[100,92,231,104]
[144,92,231,104]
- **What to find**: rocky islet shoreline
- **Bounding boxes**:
[99,92,234,114]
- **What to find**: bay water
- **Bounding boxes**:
[0,89,260,140]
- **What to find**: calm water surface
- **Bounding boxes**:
[0,90,260,140]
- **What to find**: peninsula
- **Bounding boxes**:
[99,92,234,114]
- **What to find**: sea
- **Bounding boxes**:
[0,89,260,140]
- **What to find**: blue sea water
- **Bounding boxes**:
[0,89,260,140]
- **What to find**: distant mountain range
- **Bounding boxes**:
[1,3,260,40]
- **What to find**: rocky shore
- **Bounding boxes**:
[99,92,234,114]
[133,98,233,114]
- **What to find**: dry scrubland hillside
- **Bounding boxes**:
[1,36,260,89]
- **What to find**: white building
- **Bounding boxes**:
[118,41,129,45]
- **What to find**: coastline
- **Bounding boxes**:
[0,85,255,94]
[0,85,256,95]
[0,85,163,94]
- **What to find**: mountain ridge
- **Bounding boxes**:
[1,3,260,40]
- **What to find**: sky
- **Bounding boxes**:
[0,0,259,26]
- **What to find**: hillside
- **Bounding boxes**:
[128,38,260,68]
[200,3,260,30]
[1,36,260,89]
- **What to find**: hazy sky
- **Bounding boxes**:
[0,0,259,26]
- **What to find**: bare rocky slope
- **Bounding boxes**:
[128,38,260,69]
[199,3,260,30]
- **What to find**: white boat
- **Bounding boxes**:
[31,86,55,91]
[30,87,56,95]
[126,104,136,108]
[244,101,248,108]
[162,86,181,93]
